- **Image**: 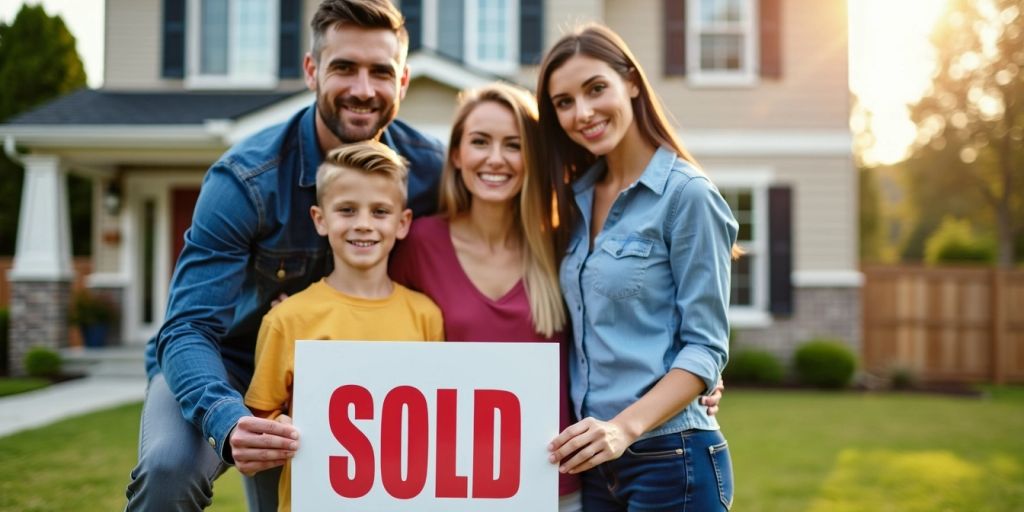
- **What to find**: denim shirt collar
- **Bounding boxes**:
[571,146,678,197]
[297,104,324,189]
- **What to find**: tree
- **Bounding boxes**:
[0,4,86,121]
[907,0,1024,268]
[0,4,89,256]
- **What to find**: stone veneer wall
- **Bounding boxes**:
[733,287,862,368]
[8,280,71,375]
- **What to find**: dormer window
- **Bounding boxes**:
[186,0,279,88]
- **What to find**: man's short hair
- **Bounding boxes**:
[310,0,409,62]
[316,141,410,206]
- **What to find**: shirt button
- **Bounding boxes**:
[276,268,286,280]
[208,437,216,448]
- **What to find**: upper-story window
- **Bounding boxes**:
[420,0,519,74]
[186,0,278,88]
[687,0,758,86]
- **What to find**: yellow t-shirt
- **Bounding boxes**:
[244,278,444,512]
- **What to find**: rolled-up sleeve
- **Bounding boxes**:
[667,176,738,395]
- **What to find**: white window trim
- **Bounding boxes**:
[711,167,774,324]
[185,0,279,90]
[686,0,759,88]
[463,0,519,74]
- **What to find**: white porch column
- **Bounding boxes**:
[8,154,73,375]
[10,154,73,280]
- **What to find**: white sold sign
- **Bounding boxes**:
[292,341,560,511]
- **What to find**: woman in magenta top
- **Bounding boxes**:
[389,83,581,510]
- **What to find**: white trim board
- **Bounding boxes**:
[792,270,863,287]
[681,130,852,157]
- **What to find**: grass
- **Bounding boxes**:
[1,389,1022,511]
[0,377,50,397]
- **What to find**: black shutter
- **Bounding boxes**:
[279,0,302,78]
[768,186,793,316]
[162,0,186,78]
[664,0,686,76]
[437,0,464,60]
[759,0,781,78]
[520,0,543,65]
[402,0,423,52]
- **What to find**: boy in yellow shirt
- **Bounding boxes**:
[244,141,444,511]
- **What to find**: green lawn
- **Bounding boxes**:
[0,377,50,397]
[1,389,1022,511]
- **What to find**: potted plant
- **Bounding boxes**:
[70,291,118,348]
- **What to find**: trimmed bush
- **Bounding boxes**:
[724,350,784,385]
[794,339,856,389]
[924,216,995,264]
[24,347,62,378]
[0,308,8,375]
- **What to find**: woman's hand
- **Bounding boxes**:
[700,379,725,416]
[547,417,637,474]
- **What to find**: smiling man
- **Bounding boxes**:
[123,1,444,511]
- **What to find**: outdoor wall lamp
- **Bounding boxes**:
[103,180,122,216]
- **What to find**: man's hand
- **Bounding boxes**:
[700,379,725,416]
[228,415,299,475]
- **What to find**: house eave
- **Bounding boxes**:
[0,124,224,150]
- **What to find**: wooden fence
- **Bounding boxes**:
[862,265,1024,384]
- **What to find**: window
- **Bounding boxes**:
[687,0,758,86]
[187,0,278,88]
[420,0,518,74]
[714,168,772,326]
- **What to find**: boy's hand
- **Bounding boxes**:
[229,415,299,475]
[270,293,289,308]
[700,379,725,416]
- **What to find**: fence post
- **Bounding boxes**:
[991,268,1006,385]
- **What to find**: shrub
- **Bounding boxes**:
[724,350,784,385]
[924,217,995,264]
[794,339,856,389]
[890,366,917,390]
[24,346,62,378]
[0,308,8,375]
[70,291,117,326]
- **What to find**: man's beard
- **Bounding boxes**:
[316,86,396,144]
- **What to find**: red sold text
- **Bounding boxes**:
[329,385,522,500]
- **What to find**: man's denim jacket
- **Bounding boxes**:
[144,104,444,462]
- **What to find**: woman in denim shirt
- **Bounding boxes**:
[539,24,740,511]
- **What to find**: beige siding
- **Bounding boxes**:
[105,0,315,91]
[105,0,166,89]
[400,78,460,134]
[702,155,857,272]
[606,0,849,130]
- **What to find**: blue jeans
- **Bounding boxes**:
[124,373,281,511]
[582,429,734,511]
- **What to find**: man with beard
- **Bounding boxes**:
[123,1,443,510]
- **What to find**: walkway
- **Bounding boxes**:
[0,346,147,437]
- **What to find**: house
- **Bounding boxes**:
[1,0,857,373]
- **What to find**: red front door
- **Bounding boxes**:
[171,188,201,275]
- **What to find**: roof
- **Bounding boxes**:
[5,88,304,125]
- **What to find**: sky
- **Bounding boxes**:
[0,0,949,166]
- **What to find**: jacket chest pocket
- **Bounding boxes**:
[592,235,655,300]
[254,251,322,296]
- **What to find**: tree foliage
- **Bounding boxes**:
[0,4,86,121]
[905,0,1024,267]
[0,5,89,256]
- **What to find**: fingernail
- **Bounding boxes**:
[291,432,299,439]
[290,442,298,450]
[548,454,555,463]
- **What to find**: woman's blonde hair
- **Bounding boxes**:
[439,82,565,337]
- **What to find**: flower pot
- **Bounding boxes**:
[82,324,109,348]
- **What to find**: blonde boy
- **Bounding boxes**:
[245,141,444,511]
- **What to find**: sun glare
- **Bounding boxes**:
[849,0,950,166]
